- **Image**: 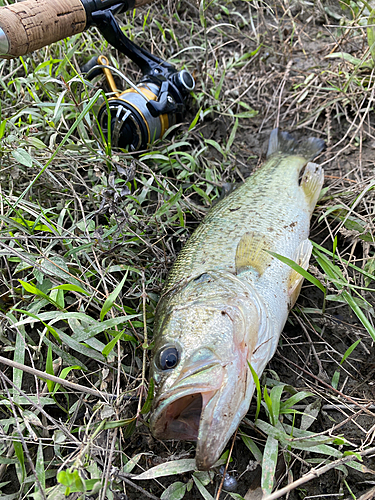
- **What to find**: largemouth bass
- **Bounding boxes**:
[149,129,325,470]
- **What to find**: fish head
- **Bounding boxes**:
[150,272,266,470]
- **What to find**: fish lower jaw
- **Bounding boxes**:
[151,390,216,442]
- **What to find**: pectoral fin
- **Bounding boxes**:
[235,232,272,276]
[288,239,313,306]
[300,162,324,212]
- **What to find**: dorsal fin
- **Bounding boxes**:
[235,232,272,276]
[267,128,325,161]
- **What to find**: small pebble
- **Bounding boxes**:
[219,466,238,492]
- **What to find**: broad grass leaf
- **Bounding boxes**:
[18,280,61,309]
[332,339,361,389]
[248,362,261,421]
[214,450,231,467]
[11,311,25,404]
[12,148,33,167]
[0,119,6,139]
[52,326,105,361]
[192,475,214,500]
[41,255,81,288]
[10,217,54,233]
[300,399,321,431]
[332,370,340,390]
[123,418,137,438]
[270,384,284,423]
[345,461,374,474]
[0,396,54,406]
[256,419,343,457]
[267,250,326,293]
[100,275,127,321]
[189,106,202,130]
[15,310,101,358]
[0,215,33,234]
[240,433,263,463]
[325,51,372,68]
[13,440,26,483]
[51,284,91,296]
[315,249,375,341]
[13,312,139,342]
[194,471,213,486]
[312,241,375,283]
[161,482,187,500]
[155,189,183,218]
[35,440,45,494]
[100,418,136,430]
[27,137,46,150]
[226,117,238,152]
[368,8,375,65]
[135,458,196,480]
[46,345,54,393]
[13,309,62,343]
[313,249,345,285]
[192,185,212,205]
[261,435,278,495]
[73,316,140,342]
[214,71,225,100]
[205,139,225,157]
[141,378,154,414]
[106,264,142,276]
[51,366,82,396]
[341,291,375,342]
[341,339,361,363]
[199,0,207,27]
[42,335,88,371]
[123,453,145,474]
[230,110,258,118]
[318,204,345,222]
[102,329,125,357]
[280,391,313,413]
[263,386,274,425]
[49,287,64,309]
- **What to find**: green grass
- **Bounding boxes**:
[0,0,375,499]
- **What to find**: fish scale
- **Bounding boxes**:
[150,129,325,470]
[165,154,310,290]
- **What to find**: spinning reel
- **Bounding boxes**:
[81,7,195,151]
[0,0,195,151]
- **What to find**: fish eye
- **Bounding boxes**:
[158,346,179,370]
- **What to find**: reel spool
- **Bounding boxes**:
[85,55,195,151]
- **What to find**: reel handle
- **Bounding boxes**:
[0,0,151,58]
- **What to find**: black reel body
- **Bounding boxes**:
[82,7,195,151]
[97,70,194,151]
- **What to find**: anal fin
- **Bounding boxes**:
[289,239,313,307]
[235,232,272,276]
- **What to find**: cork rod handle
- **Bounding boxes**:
[0,0,151,58]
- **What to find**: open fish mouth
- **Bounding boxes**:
[150,363,224,443]
[151,390,218,441]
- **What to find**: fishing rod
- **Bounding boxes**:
[0,0,195,150]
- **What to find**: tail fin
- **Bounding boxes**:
[267,128,325,161]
